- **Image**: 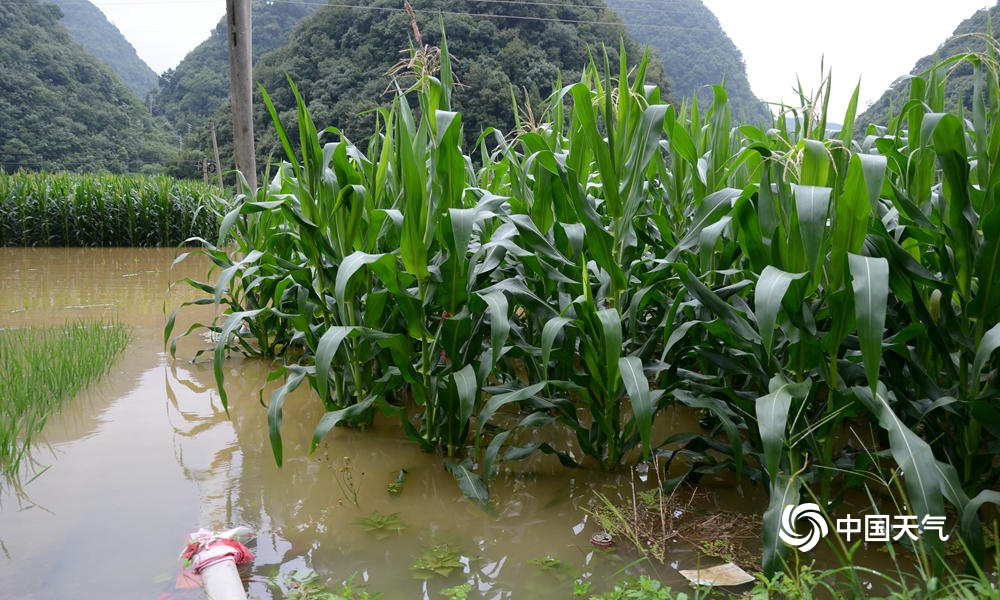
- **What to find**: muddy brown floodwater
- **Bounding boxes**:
[0,247,804,599]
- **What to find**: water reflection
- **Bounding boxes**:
[0,248,714,599]
[0,247,200,325]
[161,347,669,598]
[0,248,215,598]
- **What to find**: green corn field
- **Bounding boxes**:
[0,171,220,247]
[166,35,1000,584]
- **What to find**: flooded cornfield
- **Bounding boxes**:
[7,38,1000,599]
[0,248,763,599]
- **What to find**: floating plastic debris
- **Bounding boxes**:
[677,562,755,587]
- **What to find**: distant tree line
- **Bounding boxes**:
[603,0,769,123]
[0,1,173,173]
[859,4,1000,128]
[181,0,671,175]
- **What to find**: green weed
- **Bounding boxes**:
[409,543,466,579]
[353,510,406,540]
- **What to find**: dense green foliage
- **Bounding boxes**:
[0,320,130,480]
[0,172,221,246]
[191,0,670,170]
[168,36,1000,586]
[0,0,174,173]
[604,0,769,123]
[859,4,1000,127]
[151,0,318,132]
[49,0,159,97]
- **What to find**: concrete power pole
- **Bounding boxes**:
[226,0,257,191]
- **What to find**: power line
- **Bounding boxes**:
[87,0,716,16]
[0,0,752,39]
[42,0,734,35]
[292,0,734,35]
[278,0,726,30]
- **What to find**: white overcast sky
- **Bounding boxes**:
[92,0,995,116]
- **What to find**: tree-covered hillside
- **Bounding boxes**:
[151,0,319,132]
[605,0,769,123]
[0,1,174,173]
[196,0,670,173]
[858,3,1000,127]
[49,0,159,98]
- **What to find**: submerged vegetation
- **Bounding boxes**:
[167,22,1000,592]
[0,320,130,480]
[0,172,220,247]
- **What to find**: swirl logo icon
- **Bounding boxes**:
[778,503,829,552]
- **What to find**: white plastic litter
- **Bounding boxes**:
[677,562,755,587]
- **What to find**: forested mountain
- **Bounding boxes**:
[605,0,769,123]
[188,0,670,175]
[48,0,159,97]
[0,1,174,173]
[859,3,1000,127]
[150,0,319,132]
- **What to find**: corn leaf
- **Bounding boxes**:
[619,356,652,460]
[849,253,889,392]
[755,266,807,359]
[314,326,360,406]
[972,322,1000,384]
[445,459,490,508]
[755,375,793,479]
[761,472,799,575]
[268,365,307,467]
[793,185,831,281]
[855,383,946,570]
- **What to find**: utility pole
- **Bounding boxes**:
[226,0,257,191]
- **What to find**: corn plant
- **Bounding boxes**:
[675,92,943,570]
[168,26,520,470]
[866,58,1000,567]
[0,172,218,247]
[484,47,678,470]
[168,81,406,464]
[660,59,1000,574]
[161,32,1000,580]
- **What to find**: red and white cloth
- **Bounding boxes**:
[181,527,254,573]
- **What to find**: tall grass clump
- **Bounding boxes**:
[0,320,130,480]
[0,171,221,247]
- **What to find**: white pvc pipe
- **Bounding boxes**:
[182,527,253,600]
[201,559,247,600]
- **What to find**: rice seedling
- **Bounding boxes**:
[0,171,220,247]
[0,320,130,480]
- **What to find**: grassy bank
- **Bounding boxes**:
[0,171,221,247]
[0,320,130,479]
